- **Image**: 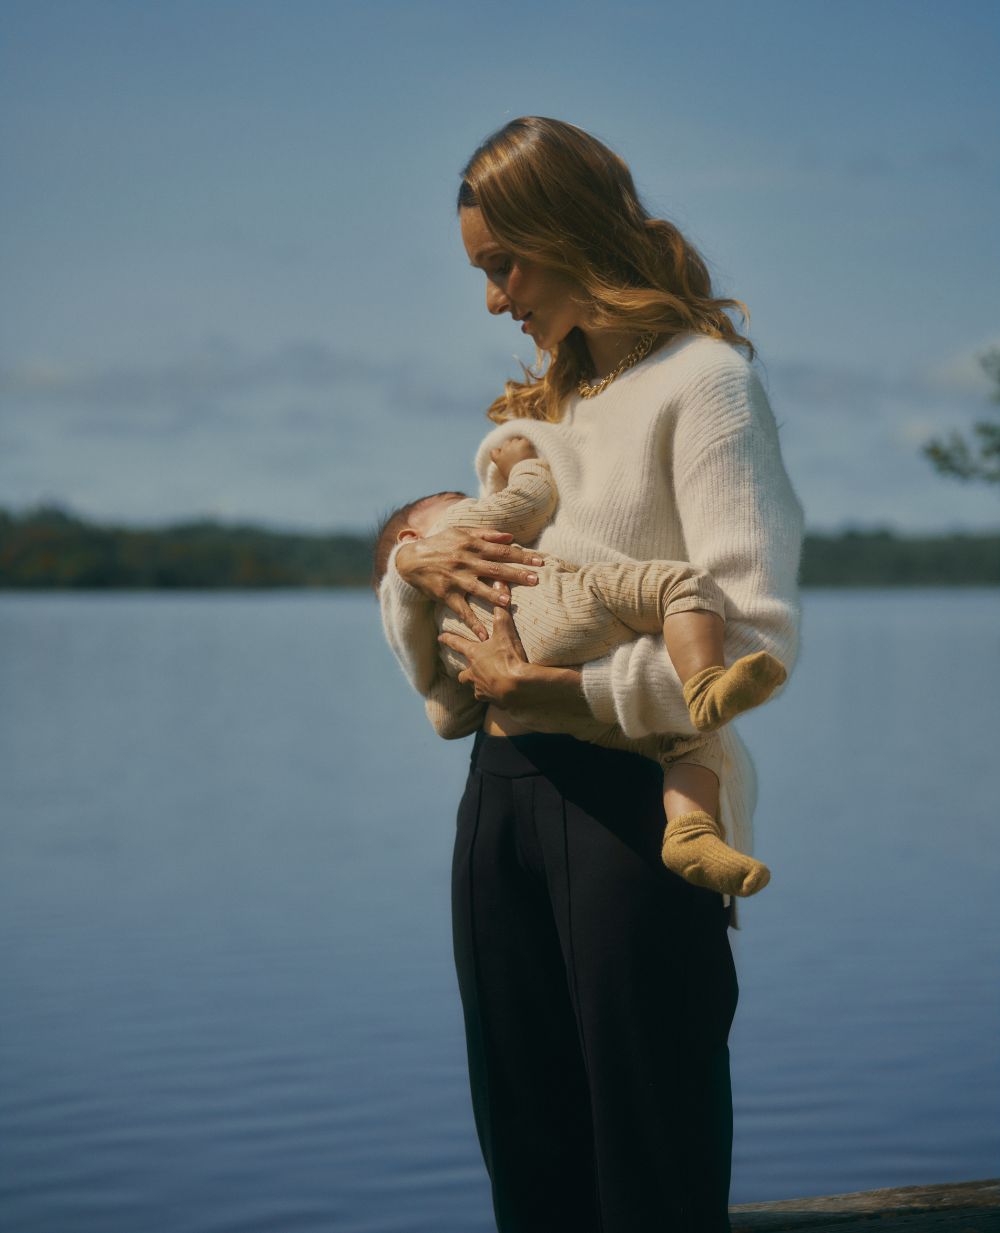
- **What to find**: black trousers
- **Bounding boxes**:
[452,730,739,1233]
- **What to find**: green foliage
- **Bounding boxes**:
[799,527,1000,587]
[0,507,997,589]
[922,348,1000,485]
[0,506,375,589]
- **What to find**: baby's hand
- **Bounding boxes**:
[490,435,538,482]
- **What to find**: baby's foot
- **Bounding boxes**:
[682,651,787,733]
[661,810,771,897]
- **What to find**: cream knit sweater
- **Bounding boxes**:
[379,333,805,915]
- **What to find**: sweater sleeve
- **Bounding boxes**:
[379,541,488,737]
[378,540,441,696]
[425,674,489,739]
[580,366,805,739]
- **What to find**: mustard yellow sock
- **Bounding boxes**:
[661,810,771,898]
[682,651,787,732]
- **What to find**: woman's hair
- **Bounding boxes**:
[458,116,755,424]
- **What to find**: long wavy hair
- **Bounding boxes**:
[458,116,755,424]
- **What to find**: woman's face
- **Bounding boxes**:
[460,207,584,351]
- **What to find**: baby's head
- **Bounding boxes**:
[371,490,466,593]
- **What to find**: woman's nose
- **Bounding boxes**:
[486,281,509,316]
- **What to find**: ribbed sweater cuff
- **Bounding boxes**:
[580,657,619,725]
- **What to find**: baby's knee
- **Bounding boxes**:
[664,562,726,618]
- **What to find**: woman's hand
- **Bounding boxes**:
[395,526,544,641]
[439,606,590,720]
[439,604,531,704]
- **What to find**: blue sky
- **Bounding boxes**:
[2,0,998,533]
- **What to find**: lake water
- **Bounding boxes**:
[1,589,998,1232]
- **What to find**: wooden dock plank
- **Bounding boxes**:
[730,1178,1000,1232]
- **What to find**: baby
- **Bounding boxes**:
[374,436,787,898]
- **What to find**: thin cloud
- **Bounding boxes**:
[843,151,896,180]
[0,337,494,439]
[920,141,983,173]
[764,344,999,413]
[0,339,390,409]
[3,340,998,533]
[763,350,1000,533]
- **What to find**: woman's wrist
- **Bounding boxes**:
[393,541,421,589]
[578,657,617,725]
[386,541,429,604]
[509,662,587,714]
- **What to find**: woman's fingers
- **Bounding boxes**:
[478,558,541,588]
[445,594,490,641]
[439,630,477,661]
[470,543,543,589]
[440,633,494,702]
[471,529,545,569]
[438,603,530,707]
[466,577,512,608]
[491,603,528,660]
[470,578,512,606]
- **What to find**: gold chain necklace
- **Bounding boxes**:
[577,332,657,399]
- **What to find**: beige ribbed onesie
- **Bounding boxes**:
[425,457,727,781]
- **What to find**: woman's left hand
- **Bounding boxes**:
[438,604,530,706]
[438,605,590,720]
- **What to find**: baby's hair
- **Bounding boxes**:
[371,491,466,594]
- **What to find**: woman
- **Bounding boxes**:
[379,117,804,1233]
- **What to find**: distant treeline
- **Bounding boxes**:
[1,506,998,589]
[0,506,373,589]
[799,528,999,587]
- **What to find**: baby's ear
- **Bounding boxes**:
[396,527,419,543]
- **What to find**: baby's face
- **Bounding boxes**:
[406,493,465,539]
